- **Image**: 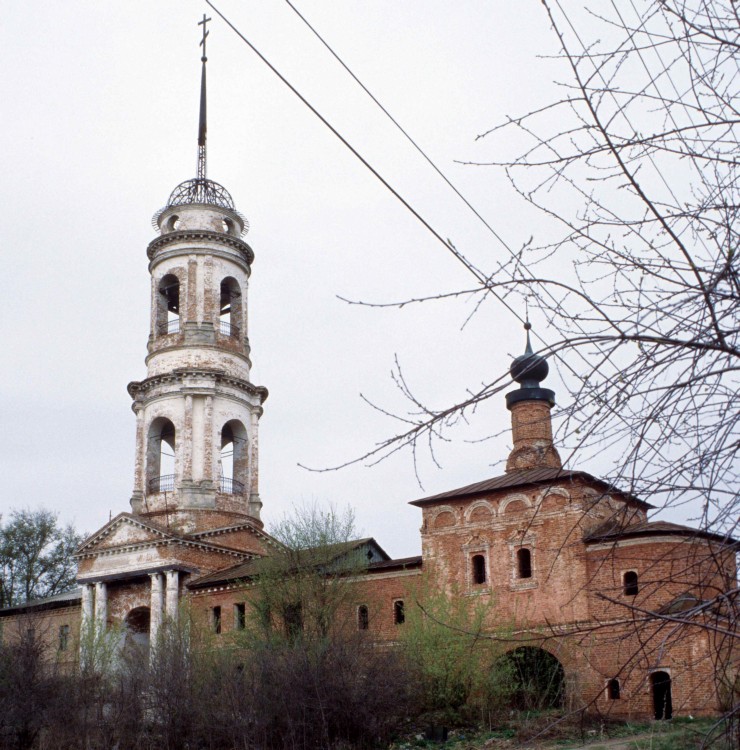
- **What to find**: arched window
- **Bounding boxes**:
[219,277,242,337]
[146,418,176,493]
[156,274,180,335]
[219,420,248,495]
[517,548,532,579]
[607,678,620,700]
[358,605,369,631]
[623,571,639,596]
[472,554,487,584]
[393,600,405,625]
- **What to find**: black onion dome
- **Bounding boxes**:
[510,352,549,386]
[505,322,555,410]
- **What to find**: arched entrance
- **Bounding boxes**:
[651,671,672,720]
[497,647,565,711]
[124,606,151,653]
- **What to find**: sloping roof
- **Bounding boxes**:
[367,555,422,572]
[584,520,737,546]
[188,538,391,589]
[409,468,651,507]
[0,588,82,616]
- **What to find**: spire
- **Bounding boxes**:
[159,15,240,215]
[197,14,210,181]
[504,322,562,473]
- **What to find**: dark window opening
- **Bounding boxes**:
[623,570,639,596]
[212,606,222,634]
[394,600,405,625]
[472,554,487,585]
[58,624,70,652]
[358,605,369,631]
[234,603,246,631]
[517,548,532,579]
[607,678,620,700]
[284,603,303,640]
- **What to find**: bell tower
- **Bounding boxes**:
[127,15,268,533]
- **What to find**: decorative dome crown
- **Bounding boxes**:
[167,178,235,210]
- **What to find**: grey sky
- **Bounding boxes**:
[1,2,638,557]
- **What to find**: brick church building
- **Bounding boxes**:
[1,24,736,723]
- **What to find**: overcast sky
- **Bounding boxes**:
[0,2,647,558]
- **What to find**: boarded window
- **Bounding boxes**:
[517,548,532,579]
[212,606,222,634]
[472,554,487,584]
[394,600,405,625]
[608,678,621,699]
[58,624,70,651]
[234,603,246,631]
[623,571,639,596]
[358,605,369,630]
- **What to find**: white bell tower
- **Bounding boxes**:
[128,15,267,533]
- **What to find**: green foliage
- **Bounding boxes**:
[400,575,507,718]
[0,508,83,608]
[246,502,369,644]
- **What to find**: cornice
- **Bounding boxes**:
[127,367,268,404]
[147,230,254,265]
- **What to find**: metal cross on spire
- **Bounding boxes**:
[196,14,211,180]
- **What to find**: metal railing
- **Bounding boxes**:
[219,477,245,495]
[148,474,175,493]
[158,319,180,335]
[219,320,240,338]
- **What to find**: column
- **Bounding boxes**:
[80,583,94,634]
[165,570,179,626]
[150,573,164,643]
[94,582,107,630]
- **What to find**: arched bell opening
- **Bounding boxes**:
[219,420,248,495]
[219,277,242,338]
[146,418,176,494]
[156,273,180,336]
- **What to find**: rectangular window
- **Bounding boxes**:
[212,605,222,634]
[393,600,405,625]
[234,602,246,631]
[58,624,70,651]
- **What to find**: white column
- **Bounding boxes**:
[80,584,94,633]
[165,570,179,626]
[150,573,164,643]
[94,582,107,630]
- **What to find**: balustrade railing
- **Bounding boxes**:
[157,319,180,335]
[219,477,245,495]
[219,320,240,338]
[148,474,175,493]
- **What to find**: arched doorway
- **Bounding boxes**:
[651,671,672,720]
[124,607,151,653]
[497,647,565,711]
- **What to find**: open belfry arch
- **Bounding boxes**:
[74,15,274,648]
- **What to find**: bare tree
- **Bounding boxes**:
[333,0,737,740]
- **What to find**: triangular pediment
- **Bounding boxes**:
[75,513,174,556]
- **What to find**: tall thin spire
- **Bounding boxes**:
[197,14,211,182]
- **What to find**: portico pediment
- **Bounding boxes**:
[75,513,174,557]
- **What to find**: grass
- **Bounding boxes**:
[389,714,733,749]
